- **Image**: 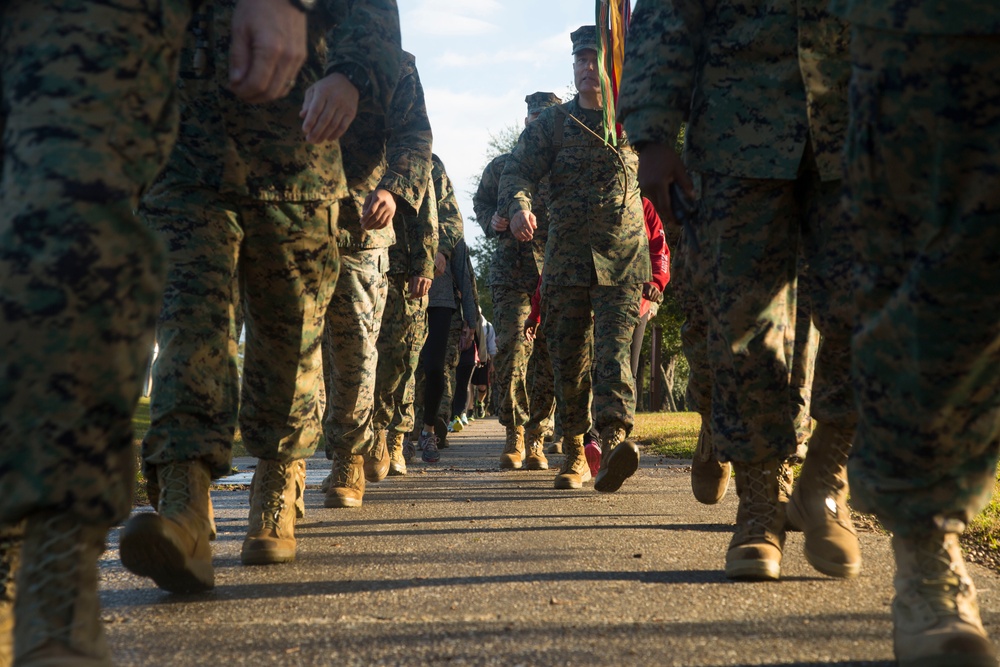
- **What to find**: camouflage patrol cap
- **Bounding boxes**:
[571,25,598,55]
[525,92,561,115]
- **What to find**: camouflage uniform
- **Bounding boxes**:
[830,0,1000,536]
[141,0,401,479]
[372,110,437,439]
[0,0,192,528]
[473,93,558,435]
[322,51,432,460]
[618,0,856,465]
[498,95,650,439]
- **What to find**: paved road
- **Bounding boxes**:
[101,417,1000,666]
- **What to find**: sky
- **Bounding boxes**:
[397,0,604,249]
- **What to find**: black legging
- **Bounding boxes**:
[421,306,456,428]
[451,344,477,418]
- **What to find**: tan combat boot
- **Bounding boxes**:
[523,431,549,470]
[726,460,788,581]
[546,438,563,455]
[499,425,525,470]
[691,421,731,504]
[786,422,861,578]
[241,459,298,565]
[364,430,390,483]
[0,523,22,666]
[387,432,407,476]
[324,452,366,508]
[554,435,591,489]
[120,461,215,592]
[594,427,640,493]
[892,531,997,667]
[15,513,111,666]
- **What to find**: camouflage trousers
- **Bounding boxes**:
[0,0,191,526]
[143,186,339,478]
[491,287,534,428]
[322,248,388,456]
[542,284,641,437]
[372,274,427,436]
[524,334,555,436]
[845,27,1000,537]
[676,228,821,449]
[687,152,854,465]
[441,313,463,423]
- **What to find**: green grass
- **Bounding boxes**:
[632,411,701,459]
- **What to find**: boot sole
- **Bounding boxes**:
[324,496,363,508]
[594,442,640,493]
[524,460,549,470]
[554,476,583,489]
[725,559,781,581]
[120,514,214,594]
[388,466,407,476]
[364,467,389,483]
[241,544,296,565]
[786,496,862,579]
[499,458,522,470]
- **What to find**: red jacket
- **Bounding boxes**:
[527,197,670,325]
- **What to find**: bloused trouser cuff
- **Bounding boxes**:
[491,287,535,428]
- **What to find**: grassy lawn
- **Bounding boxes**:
[633,411,701,459]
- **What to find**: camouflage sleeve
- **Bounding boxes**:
[379,53,433,215]
[617,0,709,147]
[432,156,464,259]
[497,108,558,221]
[472,154,508,239]
[323,0,402,115]
[407,178,438,280]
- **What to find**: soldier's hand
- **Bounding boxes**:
[510,210,537,242]
[229,0,308,104]
[409,276,431,300]
[637,142,694,228]
[362,189,396,230]
[434,252,446,277]
[460,325,475,351]
[523,321,538,342]
[300,73,360,144]
[491,213,509,233]
[642,282,663,304]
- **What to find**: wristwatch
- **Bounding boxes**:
[288,0,317,12]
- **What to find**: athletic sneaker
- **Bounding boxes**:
[420,431,440,463]
[459,413,469,427]
[450,415,464,433]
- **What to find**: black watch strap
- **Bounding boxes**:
[288,0,317,13]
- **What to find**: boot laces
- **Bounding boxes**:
[503,429,520,454]
[333,452,361,487]
[158,463,194,516]
[258,463,290,529]
[741,466,779,537]
[819,432,851,498]
[912,537,968,615]
[22,516,87,644]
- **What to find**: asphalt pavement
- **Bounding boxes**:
[100,416,1000,666]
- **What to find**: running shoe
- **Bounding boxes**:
[420,431,440,463]
[584,433,602,478]
[450,415,464,433]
